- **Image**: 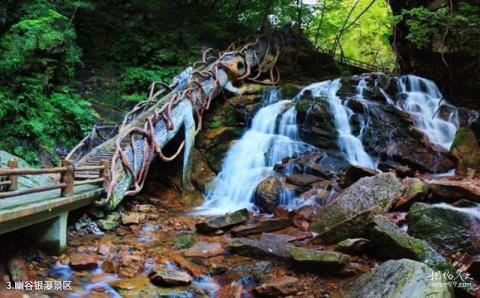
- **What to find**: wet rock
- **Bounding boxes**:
[428,179,480,202]
[337,238,371,255]
[296,98,338,150]
[342,259,453,298]
[121,212,146,225]
[260,233,300,243]
[118,255,145,278]
[287,246,351,269]
[149,265,193,287]
[371,215,457,275]
[407,202,480,255]
[171,253,208,278]
[172,234,195,250]
[229,238,290,259]
[378,161,415,178]
[198,127,242,172]
[451,127,480,175]
[101,260,116,273]
[183,241,225,258]
[231,261,274,282]
[311,173,404,242]
[339,165,378,188]
[255,176,283,213]
[69,254,99,271]
[217,284,243,298]
[315,207,378,243]
[393,177,427,209]
[231,218,292,236]
[253,276,298,297]
[96,212,121,231]
[285,174,322,187]
[191,150,215,192]
[111,275,194,297]
[195,208,249,233]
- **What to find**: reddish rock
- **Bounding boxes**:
[273,207,289,218]
[149,266,192,286]
[428,179,480,202]
[121,212,146,225]
[101,260,116,274]
[118,255,144,278]
[183,242,225,258]
[69,254,99,271]
[171,254,208,278]
[217,284,243,298]
[253,276,298,297]
[195,209,249,233]
[97,244,111,256]
[393,178,427,209]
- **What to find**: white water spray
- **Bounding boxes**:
[194,90,312,215]
[300,79,376,169]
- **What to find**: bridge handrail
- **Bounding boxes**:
[0,159,109,199]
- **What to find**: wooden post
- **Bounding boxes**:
[61,160,74,197]
[8,160,18,191]
[99,160,110,189]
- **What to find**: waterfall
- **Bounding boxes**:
[193,89,312,215]
[396,75,459,149]
[300,79,376,169]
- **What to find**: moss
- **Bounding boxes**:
[172,234,194,249]
[223,103,237,127]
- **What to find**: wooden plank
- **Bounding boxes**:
[0,183,66,198]
[0,167,67,176]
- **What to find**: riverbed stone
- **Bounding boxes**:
[183,241,225,258]
[69,253,99,271]
[228,237,291,259]
[287,246,351,269]
[253,276,298,297]
[149,265,193,287]
[255,176,283,213]
[450,127,480,175]
[96,212,121,231]
[342,259,454,298]
[231,218,292,236]
[407,202,480,255]
[230,261,274,282]
[118,255,145,278]
[311,173,404,241]
[285,174,322,187]
[195,208,249,233]
[393,177,427,209]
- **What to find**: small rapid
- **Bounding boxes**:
[194,89,313,215]
[300,79,376,169]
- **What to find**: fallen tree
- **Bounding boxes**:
[69,26,312,210]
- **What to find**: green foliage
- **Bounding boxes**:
[0,0,96,164]
[209,120,222,129]
[401,3,480,56]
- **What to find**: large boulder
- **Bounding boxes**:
[286,246,351,269]
[408,202,480,255]
[428,179,480,202]
[311,173,404,242]
[195,208,249,233]
[450,127,480,175]
[295,98,338,151]
[255,176,284,213]
[342,259,454,298]
[371,215,458,277]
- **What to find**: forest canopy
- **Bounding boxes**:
[2,0,477,164]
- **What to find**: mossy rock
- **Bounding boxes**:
[342,259,454,298]
[407,202,480,255]
[287,246,351,269]
[450,127,480,174]
[172,234,195,250]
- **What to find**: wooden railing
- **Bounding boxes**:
[0,160,109,199]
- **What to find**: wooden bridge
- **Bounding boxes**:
[0,28,391,255]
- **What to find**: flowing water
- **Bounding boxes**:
[299,79,377,169]
[395,75,459,149]
[196,75,467,215]
[194,89,313,215]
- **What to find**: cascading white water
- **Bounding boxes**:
[300,79,376,169]
[194,90,312,215]
[396,75,459,149]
